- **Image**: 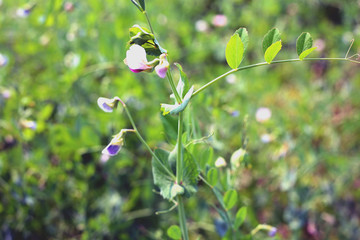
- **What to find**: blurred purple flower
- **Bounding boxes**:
[231,110,239,117]
[97,96,121,113]
[260,133,273,143]
[16,8,31,18]
[155,53,169,78]
[100,154,110,163]
[212,14,228,27]
[0,53,8,67]
[214,219,228,237]
[64,2,74,12]
[124,45,154,73]
[20,120,37,130]
[1,89,11,99]
[268,227,277,237]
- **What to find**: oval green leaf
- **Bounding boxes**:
[235,28,249,52]
[167,225,182,240]
[223,189,238,210]
[207,168,218,186]
[296,32,313,56]
[262,28,281,54]
[299,47,317,60]
[226,33,244,69]
[264,40,282,64]
[234,207,247,229]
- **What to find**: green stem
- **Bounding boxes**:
[250,224,275,236]
[176,112,184,183]
[177,196,189,240]
[123,104,176,179]
[143,11,155,35]
[192,57,359,97]
[142,9,181,103]
[167,70,182,104]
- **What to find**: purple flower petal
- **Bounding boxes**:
[102,144,121,156]
[155,64,168,78]
[102,102,113,112]
[97,97,120,113]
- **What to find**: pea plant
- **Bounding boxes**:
[96,1,359,239]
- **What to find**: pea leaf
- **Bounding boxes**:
[296,32,313,56]
[207,168,218,186]
[234,207,247,229]
[174,63,189,98]
[226,33,244,69]
[152,149,181,200]
[299,47,317,60]
[235,27,249,52]
[128,25,163,56]
[182,149,199,198]
[262,28,281,54]
[297,32,317,60]
[167,225,182,240]
[160,86,194,115]
[130,0,145,12]
[213,187,226,210]
[264,40,282,64]
[223,189,238,210]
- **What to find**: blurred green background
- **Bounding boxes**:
[0,0,360,239]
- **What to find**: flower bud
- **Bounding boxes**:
[102,132,124,156]
[97,96,121,113]
[155,53,169,78]
[102,129,134,157]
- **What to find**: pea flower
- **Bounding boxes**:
[102,132,124,156]
[212,14,228,27]
[124,44,154,73]
[0,53,8,67]
[102,129,134,156]
[195,19,209,32]
[16,8,31,18]
[215,157,227,168]
[268,227,277,237]
[255,107,272,123]
[97,96,121,112]
[155,53,169,78]
[20,120,37,130]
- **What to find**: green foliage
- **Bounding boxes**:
[152,149,177,199]
[297,32,317,60]
[131,0,146,12]
[262,28,281,54]
[235,28,249,53]
[206,168,218,186]
[128,25,163,56]
[1,0,359,239]
[225,33,244,69]
[174,63,190,98]
[223,189,238,210]
[234,207,247,229]
[167,225,182,239]
[160,86,194,115]
[264,40,282,64]
[181,149,199,198]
